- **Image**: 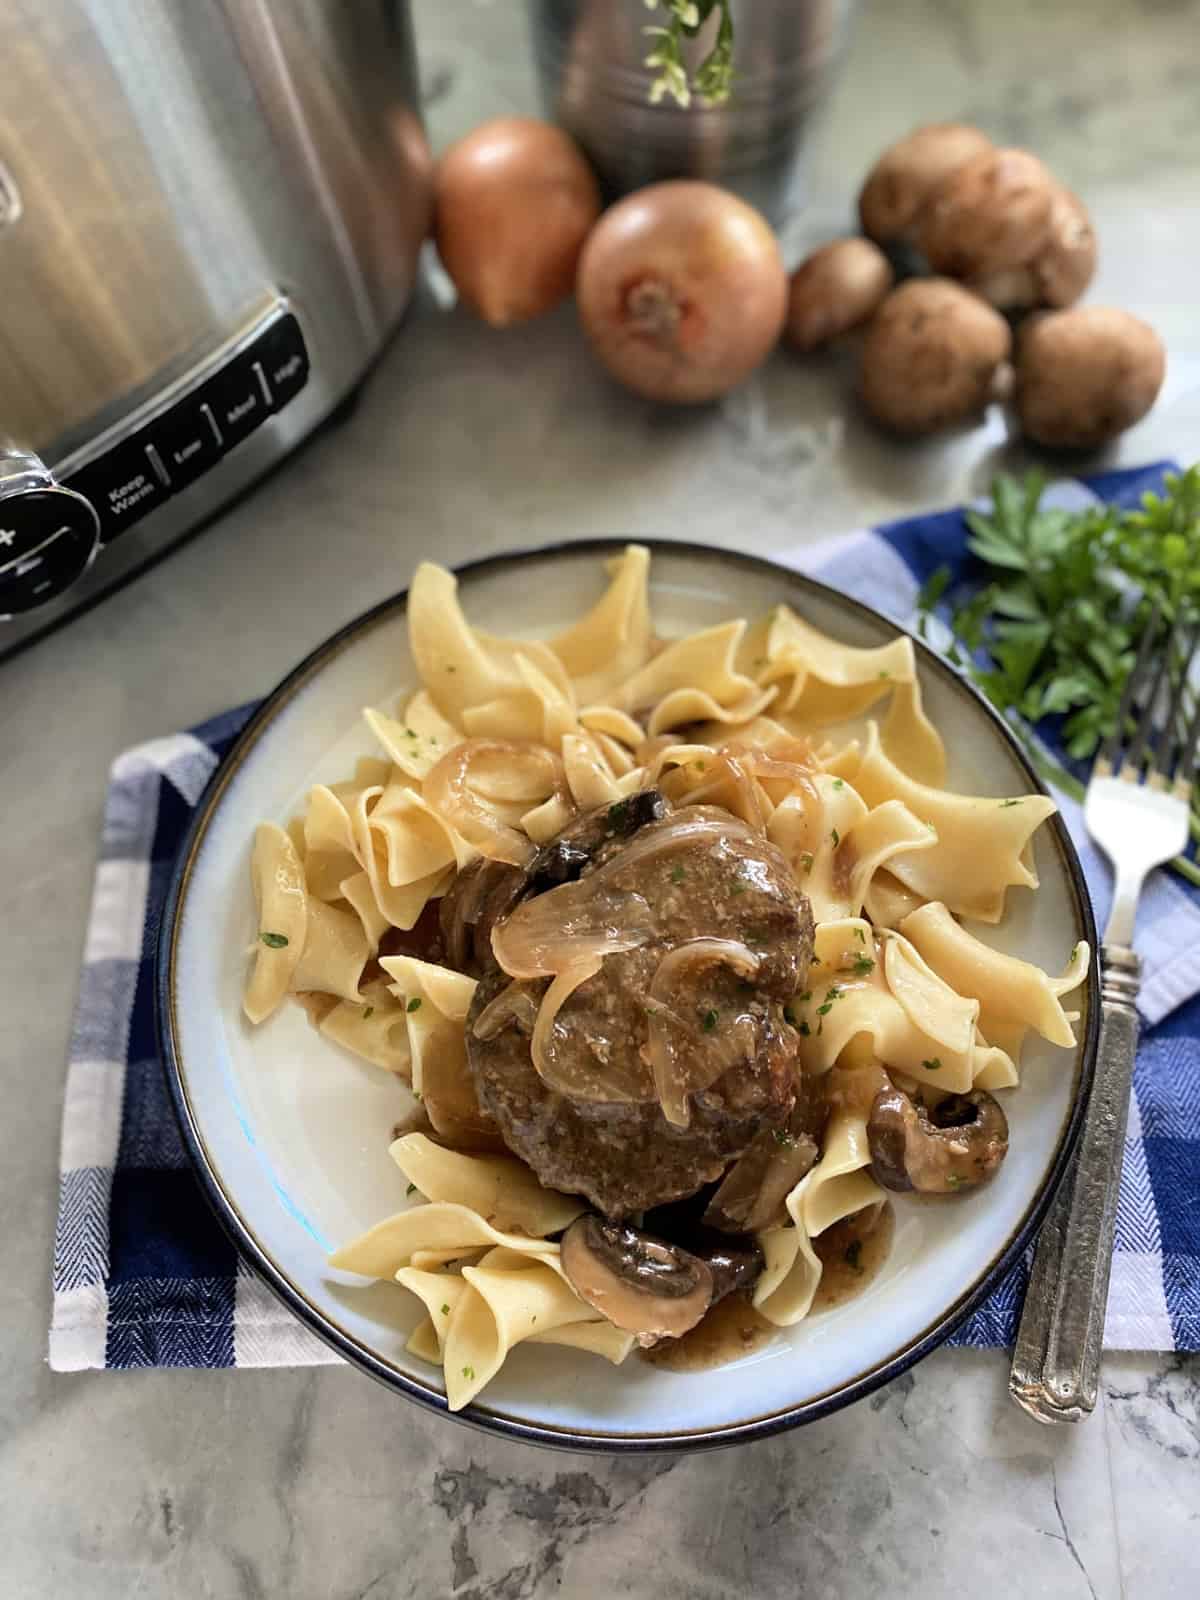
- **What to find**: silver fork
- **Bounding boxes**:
[1010,609,1200,1423]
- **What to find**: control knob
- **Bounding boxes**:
[0,446,101,618]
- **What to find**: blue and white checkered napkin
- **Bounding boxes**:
[50,462,1200,1371]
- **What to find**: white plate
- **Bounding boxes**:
[159,541,1098,1452]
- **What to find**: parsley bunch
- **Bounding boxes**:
[918,466,1200,884]
[643,0,735,108]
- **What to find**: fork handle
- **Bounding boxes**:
[1009,944,1141,1424]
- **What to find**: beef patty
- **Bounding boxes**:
[459,795,815,1218]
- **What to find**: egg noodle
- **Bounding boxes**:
[244,547,1089,1410]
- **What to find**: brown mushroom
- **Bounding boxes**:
[1014,305,1166,449]
[968,184,1096,310]
[785,239,894,352]
[917,147,1055,281]
[860,278,1012,435]
[704,1071,829,1232]
[867,1083,1009,1194]
[560,1215,714,1345]
[859,123,994,245]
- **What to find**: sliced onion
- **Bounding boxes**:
[491,810,744,980]
[646,938,761,1127]
[471,980,541,1041]
[491,884,655,980]
[424,739,565,867]
[660,749,768,831]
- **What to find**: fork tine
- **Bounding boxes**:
[1152,617,1200,779]
[1098,601,1164,774]
[1120,612,1171,776]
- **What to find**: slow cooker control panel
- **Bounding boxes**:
[0,453,102,618]
[61,310,310,552]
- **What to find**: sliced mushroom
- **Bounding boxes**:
[529,787,668,893]
[438,857,524,974]
[440,789,669,973]
[693,1232,765,1303]
[867,1083,1008,1194]
[560,1215,714,1345]
[704,1073,829,1232]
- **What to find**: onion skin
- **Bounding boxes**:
[434,117,601,327]
[576,180,788,404]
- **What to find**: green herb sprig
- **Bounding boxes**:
[917,467,1200,887]
[643,1,734,108]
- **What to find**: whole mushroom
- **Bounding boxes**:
[867,1082,1009,1194]
[860,278,1012,435]
[785,238,894,353]
[1015,305,1167,449]
[917,147,1055,281]
[969,184,1097,310]
[859,122,994,245]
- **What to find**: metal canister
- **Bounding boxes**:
[527,0,858,227]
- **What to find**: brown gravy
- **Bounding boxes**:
[811,1200,894,1312]
[642,1291,777,1373]
[642,1201,896,1373]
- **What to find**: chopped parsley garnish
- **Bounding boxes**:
[816,986,843,1017]
[854,927,866,944]
[773,1129,796,1148]
[799,1020,811,1037]
[844,1239,863,1271]
[922,1057,942,1072]
[462,1365,475,1378]
[693,760,707,772]
[406,996,422,1013]
[878,669,891,680]
[832,778,845,790]
[440,1303,450,1316]
[670,864,686,884]
[850,954,875,976]
[362,1005,375,1020]
[799,852,815,873]
[701,1008,719,1033]
[783,1005,797,1025]
[945,1173,967,1190]
[999,798,1022,808]
[830,828,840,847]
[607,799,630,832]
[405,727,417,738]
[798,990,812,1004]
[260,931,289,949]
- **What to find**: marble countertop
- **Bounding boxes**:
[3,1,1199,1594]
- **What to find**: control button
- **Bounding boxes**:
[0,489,99,616]
[146,397,222,490]
[63,435,169,544]
[253,313,310,411]
[198,356,271,452]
